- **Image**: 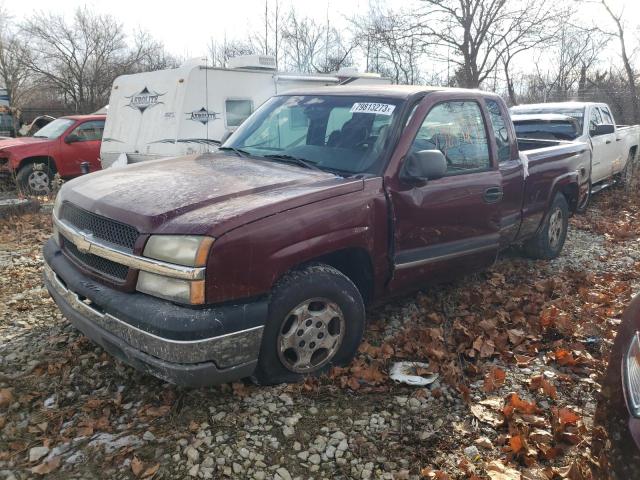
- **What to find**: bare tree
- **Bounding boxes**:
[0,6,32,108]
[279,8,355,73]
[599,0,638,122]
[208,38,255,68]
[416,0,562,88]
[21,7,172,113]
[351,5,425,84]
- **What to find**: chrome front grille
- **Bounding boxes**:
[63,238,129,281]
[61,202,138,250]
[60,202,138,281]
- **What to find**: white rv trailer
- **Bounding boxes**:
[100,56,390,167]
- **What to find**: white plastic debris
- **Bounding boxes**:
[389,362,439,386]
[110,152,129,168]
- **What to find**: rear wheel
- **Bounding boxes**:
[16,162,53,196]
[523,193,569,260]
[252,264,365,385]
[616,150,635,189]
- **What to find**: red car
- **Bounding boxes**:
[597,294,640,476]
[0,114,105,194]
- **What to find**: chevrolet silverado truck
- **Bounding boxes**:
[511,102,639,204]
[0,115,105,195]
[43,86,591,387]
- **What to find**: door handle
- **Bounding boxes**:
[616,138,623,141]
[606,140,612,144]
[483,186,503,204]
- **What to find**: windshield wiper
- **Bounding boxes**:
[218,146,251,157]
[262,154,324,172]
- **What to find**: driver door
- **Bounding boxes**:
[59,120,105,176]
[589,107,616,183]
[387,96,502,293]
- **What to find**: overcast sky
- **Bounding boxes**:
[4,0,640,69]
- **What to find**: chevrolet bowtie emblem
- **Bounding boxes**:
[75,232,93,253]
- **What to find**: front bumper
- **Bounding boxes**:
[43,239,267,387]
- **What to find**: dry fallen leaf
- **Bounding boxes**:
[144,405,171,417]
[0,389,13,408]
[470,404,504,427]
[483,367,506,393]
[31,457,61,475]
[485,460,520,480]
[131,456,144,477]
[142,463,160,479]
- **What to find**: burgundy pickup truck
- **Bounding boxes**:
[43,86,591,386]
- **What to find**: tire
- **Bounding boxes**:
[615,150,634,189]
[16,162,54,196]
[252,263,365,385]
[523,193,569,260]
[575,177,591,214]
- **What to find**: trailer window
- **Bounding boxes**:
[225,99,253,127]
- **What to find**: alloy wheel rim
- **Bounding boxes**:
[27,171,50,194]
[548,208,564,249]
[277,297,345,373]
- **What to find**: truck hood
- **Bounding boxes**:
[60,152,364,236]
[0,136,49,152]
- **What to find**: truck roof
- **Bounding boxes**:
[512,101,605,110]
[277,84,499,99]
[61,114,107,121]
[512,113,578,122]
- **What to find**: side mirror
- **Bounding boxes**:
[220,130,233,145]
[402,149,448,182]
[65,134,80,144]
[591,124,615,136]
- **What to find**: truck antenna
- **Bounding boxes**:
[205,56,210,152]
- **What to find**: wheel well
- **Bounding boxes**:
[630,146,638,160]
[558,183,578,213]
[305,248,374,305]
[18,156,57,175]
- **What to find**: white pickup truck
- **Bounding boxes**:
[511,102,639,200]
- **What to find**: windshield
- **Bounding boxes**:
[514,119,580,141]
[33,118,74,139]
[225,95,403,175]
[511,107,585,131]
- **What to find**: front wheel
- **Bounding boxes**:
[252,264,365,385]
[575,177,591,214]
[523,193,569,260]
[16,163,53,196]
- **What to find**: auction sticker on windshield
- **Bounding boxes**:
[350,103,396,115]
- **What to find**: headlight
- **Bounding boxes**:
[143,235,214,267]
[136,271,205,304]
[625,332,640,417]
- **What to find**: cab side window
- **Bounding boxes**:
[589,108,603,135]
[599,107,614,125]
[410,100,490,175]
[485,99,511,162]
[70,120,105,142]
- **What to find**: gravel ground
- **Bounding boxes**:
[1,186,639,480]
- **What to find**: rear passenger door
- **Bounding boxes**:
[387,95,501,293]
